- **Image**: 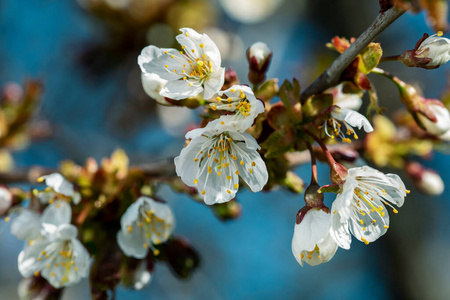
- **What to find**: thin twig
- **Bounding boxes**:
[300,7,406,102]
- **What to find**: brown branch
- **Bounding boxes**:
[300,6,406,102]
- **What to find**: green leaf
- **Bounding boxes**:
[359,43,383,74]
[261,129,295,158]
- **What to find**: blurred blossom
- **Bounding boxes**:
[0,187,12,216]
[146,24,175,48]
[219,0,284,24]
[1,82,24,104]
[36,173,81,205]
[157,105,194,137]
[406,162,445,196]
[131,261,152,290]
[204,28,244,61]
[325,84,363,111]
[417,102,450,136]
[117,196,175,259]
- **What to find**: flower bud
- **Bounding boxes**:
[18,276,62,300]
[417,101,450,135]
[211,199,242,221]
[406,162,444,196]
[163,237,200,279]
[222,68,239,90]
[283,171,305,194]
[121,258,154,290]
[0,186,12,216]
[401,33,450,69]
[247,42,272,86]
[292,207,337,267]
[304,183,324,208]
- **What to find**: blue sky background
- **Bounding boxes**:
[0,0,449,299]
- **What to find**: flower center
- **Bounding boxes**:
[322,117,358,143]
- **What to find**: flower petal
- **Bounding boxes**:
[160,79,203,100]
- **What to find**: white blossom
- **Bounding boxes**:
[0,187,12,215]
[17,201,90,288]
[37,173,81,205]
[325,84,363,111]
[416,34,450,68]
[329,166,408,248]
[141,73,169,105]
[117,196,175,259]
[323,106,373,143]
[292,208,338,267]
[138,28,225,100]
[208,85,264,132]
[174,127,268,205]
[418,102,450,136]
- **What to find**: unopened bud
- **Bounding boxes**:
[406,162,444,196]
[222,68,239,90]
[0,187,12,216]
[18,276,62,300]
[392,76,450,135]
[329,162,349,185]
[283,171,305,194]
[212,199,242,221]
[247,42,272,86]
[401,33,450,69]
[163,237,200,279]
[417,101,450,135]
[121,258,154,290]
[304,183,324,208]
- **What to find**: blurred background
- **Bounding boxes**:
[0,0,449,299]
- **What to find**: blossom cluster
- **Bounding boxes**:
[8,172,176,290]
[139,27,269,205]
[11,174,90,288]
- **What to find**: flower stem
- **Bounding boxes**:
[303,128,336,166]
[306,142,318,185]
[380,55,401,63]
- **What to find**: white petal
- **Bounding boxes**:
[292,209,331,252]
[418,103,450,135]
[202,68,225,100]
[41,201,72,227]
[0,187,12,214]
[18,241,51,277]
[117,229,148,259]
[329,211,352,249]
[42,173,75,198]
[139,46,187,81]
[10,210,42,241]
[332,107,373,133]
[177,28,222,67]
[160,79,203,100]
[229,131,260,150]
[120,198,145,229]
[174,135,211,189]
[233,141,268,192]
[141,73,168,104]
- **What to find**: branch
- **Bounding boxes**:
[0,158,177,184]
[300,6,406,102]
